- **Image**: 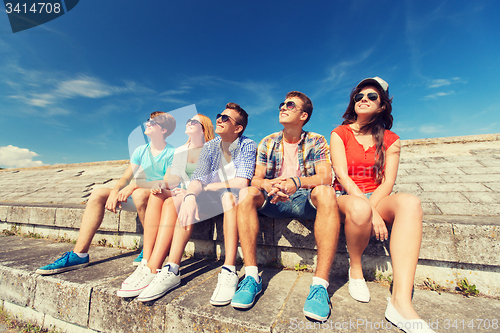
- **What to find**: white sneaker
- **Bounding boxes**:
[137,265,181,302]
[117,264,155,298]
[121,259,147,288]
[210,267,239,306]
[385,298,435,333]
[348,268,370,302]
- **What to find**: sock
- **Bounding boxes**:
[165,262,179,275]
[245,266,259,282]
[222,265,236,273]
[74,252,89,258]
[312,276,329,289]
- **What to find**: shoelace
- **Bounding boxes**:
[53,252,70,265]
[219,270,235,284]
[238,277,256,292]
[350,279,368,289]
[308,286,330,304]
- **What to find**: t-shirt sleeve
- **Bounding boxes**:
[384,130,400,149]
[130,145,144,166]
[331,125,348,145]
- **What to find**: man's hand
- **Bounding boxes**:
[177,195,200,229]
[117,184,136,203]
[272,177,297,196]
[105,189,120,213]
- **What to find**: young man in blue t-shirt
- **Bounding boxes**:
[36,111,176,275]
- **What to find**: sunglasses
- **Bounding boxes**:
[186,118,203,128]
[216,113,242,126]
[146,119,163,128]
[353,92,379,103]
[279,101,302,111]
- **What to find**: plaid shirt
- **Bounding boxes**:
[256,130,331,179]
[192,135,257,185]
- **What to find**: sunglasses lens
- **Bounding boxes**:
[217,114,229,122]
[354,94,363,102]
[286,101,295,110]
[279,102,285,110]
[368,93,378,101]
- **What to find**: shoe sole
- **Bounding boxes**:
[210,298,231,306]
[132,261,141,266]
[303,309,330,322]
[117,285,150,298]
[230,289,261,309]
[35,262,89,275]
[137,280,180,302]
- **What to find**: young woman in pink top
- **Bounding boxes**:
[330,77,434,333]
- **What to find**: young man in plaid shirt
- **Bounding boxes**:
[232,91,341,322]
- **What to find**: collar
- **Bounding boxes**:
[219,136,240,153]
[276,130,306,145]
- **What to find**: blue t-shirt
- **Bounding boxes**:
[130,143,175,182]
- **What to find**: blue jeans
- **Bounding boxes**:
[257,189,317,220]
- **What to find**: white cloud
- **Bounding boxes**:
[423,91,455,100]
[0,145,45,168]
[56,76,117,98]
[427,77,464,88]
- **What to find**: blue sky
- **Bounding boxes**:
[0,0,499,168]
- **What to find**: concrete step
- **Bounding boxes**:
[1,235,500,333]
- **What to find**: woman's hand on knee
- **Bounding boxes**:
[371,211,388,241]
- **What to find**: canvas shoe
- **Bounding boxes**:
[210,267,239,306]
[35,251,89,275]
[385,298,435,333]
[117,264,155,298]
[303,285,331,322]
[231,276,262,309]
[121,259,147,288]
[348,268,370,302]
[136,265,181,302]
[132,249,144,266]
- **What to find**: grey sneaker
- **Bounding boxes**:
[136,265,181,302]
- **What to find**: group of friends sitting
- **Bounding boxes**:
[35,77,434,333]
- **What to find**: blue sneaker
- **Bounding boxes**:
[35,251,89,275]
[133,249,143,266]
[303,285,331,321]
[231,276,262,309]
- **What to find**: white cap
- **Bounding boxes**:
[356,77,389,95]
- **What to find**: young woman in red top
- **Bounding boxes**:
[330,78,434,333]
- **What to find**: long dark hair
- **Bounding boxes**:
[341,83,393,184]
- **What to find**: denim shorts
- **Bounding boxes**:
[258,188,317,220]
[335,190,373,199]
